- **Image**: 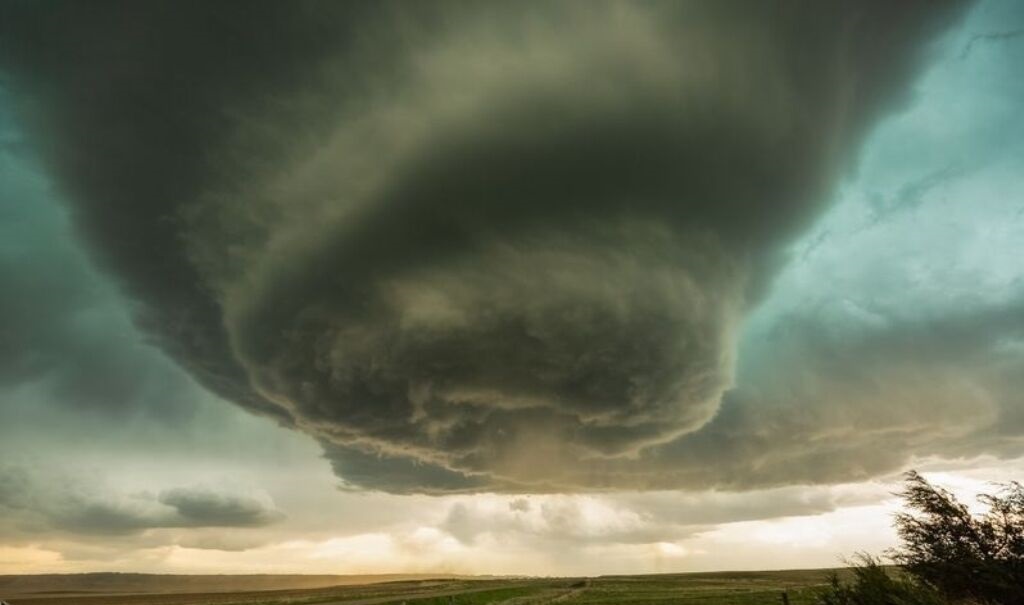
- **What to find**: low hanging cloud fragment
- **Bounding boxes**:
[0,464,284,538]
[157,488,285,529]
[0,1,978,492]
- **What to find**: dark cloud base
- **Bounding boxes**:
[1,1,993,493]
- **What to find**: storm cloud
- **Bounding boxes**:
[0,84,208,428]
[439,484,877,547]
[1,1,998,493]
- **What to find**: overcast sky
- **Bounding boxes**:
[0,0,1022,575]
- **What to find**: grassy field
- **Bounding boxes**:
[0,569,846,605]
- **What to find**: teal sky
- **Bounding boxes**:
[0,0,1022,574]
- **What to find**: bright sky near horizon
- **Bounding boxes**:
[1,0,1022,575]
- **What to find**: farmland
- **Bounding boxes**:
[0,569,844,605]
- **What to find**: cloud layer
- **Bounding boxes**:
[4,0,1008,493]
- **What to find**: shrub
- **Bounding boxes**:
[816,554,946,605]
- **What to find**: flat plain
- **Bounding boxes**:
[0,569,844,605]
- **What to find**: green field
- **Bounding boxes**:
[1,569,848,605]
[563,570,836,605]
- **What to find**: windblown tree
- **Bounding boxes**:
[891,471,1024,604]
[819,471,1024,605]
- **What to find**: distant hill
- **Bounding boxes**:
[0,573,475,597]
[0,569,853,605]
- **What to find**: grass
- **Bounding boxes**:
[396,585,550,604]
[563,572,831,605]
